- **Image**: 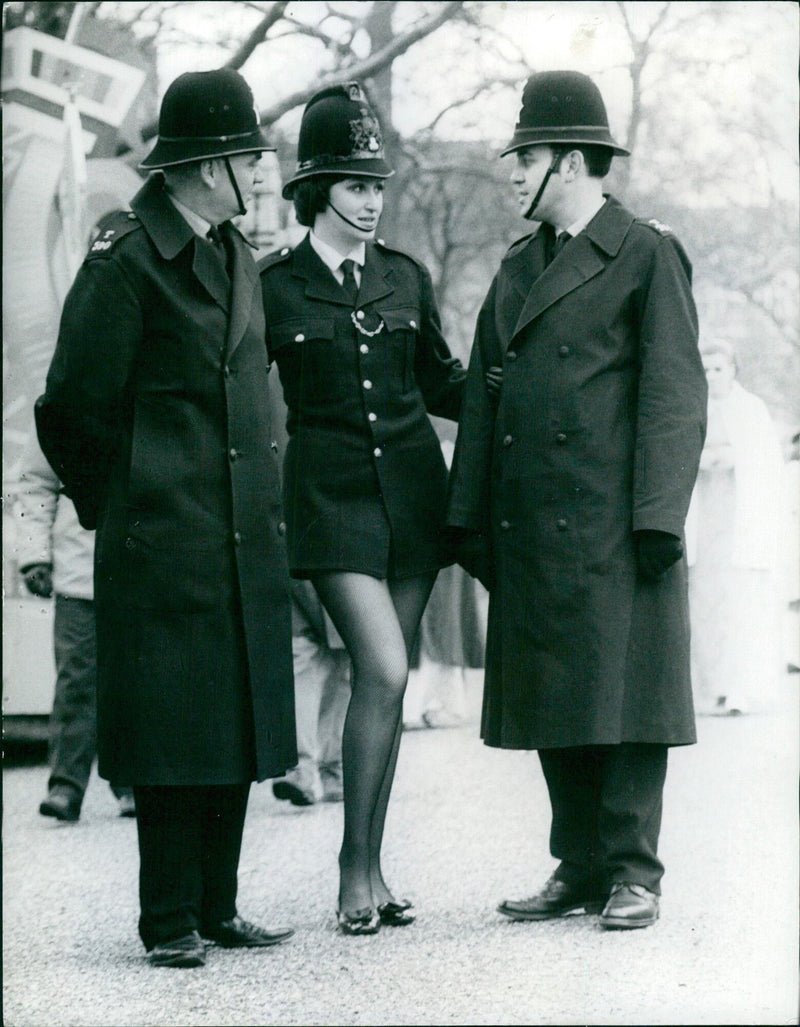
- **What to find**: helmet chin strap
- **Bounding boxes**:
[522,149,563,221]
[328,202,377,234]
[224,157,247,217]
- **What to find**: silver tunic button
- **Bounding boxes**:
[295,333,305,342]
[368,412,377,422]
[409,319,417,329]
[356,310,365,321]
[363,380,373,390]
[374,447,382,458]
[360,343,369,354]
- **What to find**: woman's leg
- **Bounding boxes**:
[368,571,437,907]
[311,572,412,915]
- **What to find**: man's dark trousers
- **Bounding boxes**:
[538,742,668,895]
[133,783,250,949]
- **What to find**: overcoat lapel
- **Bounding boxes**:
[192,241,231,313]
[225,236,258,361]
[506,197,636,348]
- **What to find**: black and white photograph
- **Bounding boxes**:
[2,2,798,1025]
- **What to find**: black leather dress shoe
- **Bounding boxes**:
[272,780,315,806]
[498,875,605,920]
[39,786,82,822]
[149,931,206,968]
[377,900,415,927]
[202,916,294,948]
[599,882,659,929]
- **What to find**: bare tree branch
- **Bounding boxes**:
[257,0,465,125]
[224,1,289,69]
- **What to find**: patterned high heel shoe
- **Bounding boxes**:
[377,899,416,927]
[336,907,381,935]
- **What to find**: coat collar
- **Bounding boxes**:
[290,234,394,308]
[130,174,258,359]
[504,196,635,347]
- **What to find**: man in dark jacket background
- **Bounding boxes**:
[35,69,297,967]
[447,71,707,929]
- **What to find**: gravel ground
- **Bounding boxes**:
[3,671,798,1027]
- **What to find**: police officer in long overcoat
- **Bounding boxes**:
[447,71,707,929]
[35,69,297,967]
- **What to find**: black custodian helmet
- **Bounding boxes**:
[501,70,629,158]
[281,82,394,199]
[140,68,273,170]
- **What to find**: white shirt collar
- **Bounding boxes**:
[309,230,365,281]
[166,192,214,239]
[561,195,606,240]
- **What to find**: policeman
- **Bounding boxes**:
[447,70,707,929]
[36,68,297,967]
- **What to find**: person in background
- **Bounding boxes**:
[447,70,706,931]
[260,83,470,935]
[35,68,297,969]
[404,439,487,731]
[15,436,135,822]
[685,339,786,715]
[272,579,351,806]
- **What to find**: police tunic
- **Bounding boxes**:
[259,235,464,579]
[35,174,297,785]
[447,197,707,750]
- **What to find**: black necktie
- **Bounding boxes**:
[549,230,571,264]
[340,258,359,305]
[207,224,231,276]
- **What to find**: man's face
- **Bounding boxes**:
[219,152,263,216]
[509,145,560,221]
[702,352,736,399]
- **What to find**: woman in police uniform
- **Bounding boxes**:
[259,84,465,934]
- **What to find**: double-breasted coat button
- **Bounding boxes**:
[503,434,513,446]
[360,343,369,354]
[507,351,517,361]
[556,518,568,531]
[363,379,373,390]
[409,319,417,329]
[558,345,570,357]
[368,412,377,422]
[295,333,305,342]
[229,447,239,460]
[356,310,365,321]
[556,432,567,444]
[233,531,242,545]
[277,522,286,536]
[500,520,510,530]
[374,447,382,458]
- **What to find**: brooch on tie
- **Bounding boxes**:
[351,311,385,337]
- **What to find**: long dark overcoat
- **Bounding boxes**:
[258,236,464,580]
[35,174,297,785]
[447,197,707,750]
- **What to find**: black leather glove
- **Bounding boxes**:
[485,366,503,398]
[634,530,683,579]
[444,528,494,591]
[21,563,53,598]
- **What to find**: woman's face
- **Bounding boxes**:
[702,351,736,399]
[325,177,384,242]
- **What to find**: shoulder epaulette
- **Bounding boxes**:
[636,217,674,237]
[373,238,428,272]
[504,230,538,259]
[257,245,293,272]
[85,210,142,260]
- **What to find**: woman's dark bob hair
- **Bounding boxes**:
[290,175,346,227]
